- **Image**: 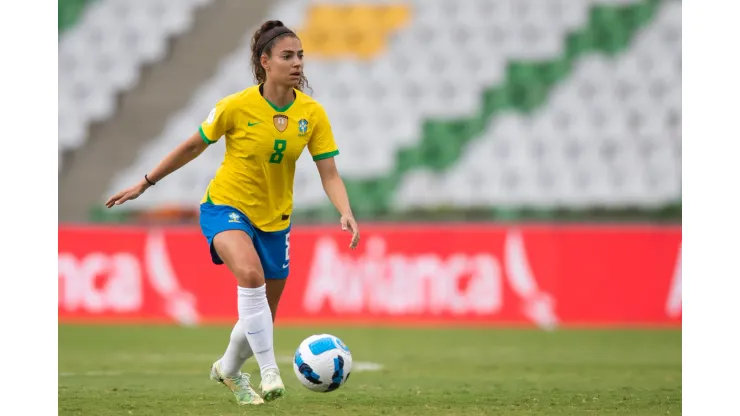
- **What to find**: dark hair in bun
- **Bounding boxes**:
[250,20,309,92]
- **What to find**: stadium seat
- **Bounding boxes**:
[395,0,679,210]
[58,0,213,170]
[104,0,681,217]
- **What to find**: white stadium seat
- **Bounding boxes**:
[104,0,681,214]
[58,0,213,170]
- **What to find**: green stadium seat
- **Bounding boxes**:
[100,0,680,223]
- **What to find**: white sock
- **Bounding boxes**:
[237,284,278,375]
[219,320,253,378]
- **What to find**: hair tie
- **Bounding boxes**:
[258,27,295,55]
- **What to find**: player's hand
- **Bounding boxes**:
[105,182,149,208]
[340,215,360,249]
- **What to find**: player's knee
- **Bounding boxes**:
[233,264,264,288]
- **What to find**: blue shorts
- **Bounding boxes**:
[199,202,291,279]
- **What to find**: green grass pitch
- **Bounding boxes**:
[59,324,681,415]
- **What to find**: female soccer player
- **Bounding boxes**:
[105,20,360,406]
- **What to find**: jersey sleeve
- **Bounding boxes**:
[308,104,339,161]
[199,97,233,144]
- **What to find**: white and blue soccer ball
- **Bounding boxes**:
[292,334,353,392]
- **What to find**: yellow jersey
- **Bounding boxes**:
[198,84,339,232]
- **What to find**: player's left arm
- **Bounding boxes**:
[316,157,359,249]
[310,106,360,249]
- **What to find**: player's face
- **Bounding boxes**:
[266,36,304,88]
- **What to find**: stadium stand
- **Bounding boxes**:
[394,0,681,211]
[59,0,95,34]
[95,0,680,222]
[58,0,213,170]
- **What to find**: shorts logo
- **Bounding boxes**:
[273,115,289,132]
[298,119,309,136]
[228,212,240,223]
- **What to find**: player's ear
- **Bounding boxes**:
[260,54,270,72]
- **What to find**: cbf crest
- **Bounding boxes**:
[298,119,309,137]
[273,115,289,132]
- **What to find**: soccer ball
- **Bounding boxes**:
[292,334,353,392]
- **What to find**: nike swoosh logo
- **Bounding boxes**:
[282,263,289,269]
[247,330,264,335]
[248,121,261,126]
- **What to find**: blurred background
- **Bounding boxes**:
[58,0,680,225]
[58,0,681,413]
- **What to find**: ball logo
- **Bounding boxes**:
[334,337,350,353]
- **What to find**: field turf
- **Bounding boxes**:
[59,325,681,415]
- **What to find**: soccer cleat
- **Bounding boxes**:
[210,361,264,405]
[260,368,286,401]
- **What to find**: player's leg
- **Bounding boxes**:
[209,319,263,405]
[250,226,291,400]
[216,320,253,376]
[214,229,285,401]
[199,203,265,405]
[257,227,291,322]
[215,258,286,376]
[265,279,287,322]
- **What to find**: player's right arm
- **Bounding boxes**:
[105,97,233,208]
